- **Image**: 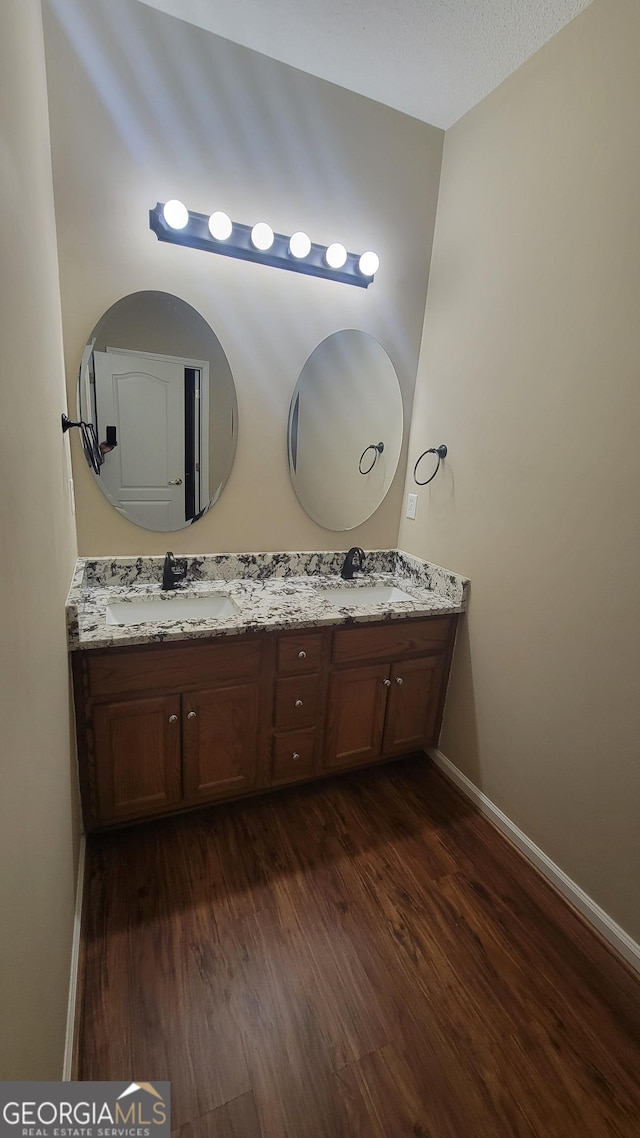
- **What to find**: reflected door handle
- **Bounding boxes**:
[383,679,391,687]
[168,714,178,723]
[187,711,197,720]
[295,699,303,707]
[168,477,183,485]
[396,677,404,686]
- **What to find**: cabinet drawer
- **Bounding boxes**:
[273,674,322,729]
[331,617,454,665]
[271,728,317,782]
[87,637,262,697]
[277,631,325,675]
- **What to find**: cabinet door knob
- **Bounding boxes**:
[298,650,307,659]
[295,699,304,707]
[396,677,404,685]
[168,714,178,723]
[383,678,391,687]
[187,710,197,719]
[292,752,301,761]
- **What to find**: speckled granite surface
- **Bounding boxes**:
[66,550,470,651]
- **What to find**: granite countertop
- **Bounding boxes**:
[66,549,470,651]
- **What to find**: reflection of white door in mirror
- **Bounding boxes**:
[93,348,209,531]
[77,292,236,532]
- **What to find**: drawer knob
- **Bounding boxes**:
[383,678,391,687]
[187,710,197,719]
[295,699,304,707]
[292,752,301,761]
[396,677,404,685]
[168,714,178,723]
[298,650,307,659]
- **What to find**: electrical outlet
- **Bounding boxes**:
[406,492,417,520]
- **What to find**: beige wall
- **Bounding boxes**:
[42,0,443,556]
[400,0,640,941]
[0,0,79,1077]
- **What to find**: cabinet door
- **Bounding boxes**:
[324,663,389,771]
[93,695,182,824]
[182,682,260,803]
[382,655,446,755]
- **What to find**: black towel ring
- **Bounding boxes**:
[413,443,448,486]
[359,441,384,475]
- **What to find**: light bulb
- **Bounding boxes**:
[162,199,189,229]
[289,231,311,259]
[208,211,232,240]
[251,222,274,251]
[325,242,347,269]
[358,250,379,276]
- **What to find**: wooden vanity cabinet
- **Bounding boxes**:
[323,617,455,772]
[72,614,458,831]
[73,634,269,829]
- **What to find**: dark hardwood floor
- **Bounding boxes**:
[77,756,640,1137]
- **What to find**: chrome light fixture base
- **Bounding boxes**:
[149,203,376,288]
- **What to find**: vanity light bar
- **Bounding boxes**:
[149,202,378,288]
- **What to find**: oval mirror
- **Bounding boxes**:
[287,330,403,530]
[77,291,238,531]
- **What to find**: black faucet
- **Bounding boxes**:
[162,551,188,590]
[341,547,365,580]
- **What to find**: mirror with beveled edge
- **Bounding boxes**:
[287,329,404,531]
[77,290,238,532]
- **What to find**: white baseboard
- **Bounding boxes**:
[428,748,640,973]
[62,835,86,1079]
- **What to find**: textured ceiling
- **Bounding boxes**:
[137,0,594,128]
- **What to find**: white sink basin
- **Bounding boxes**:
[319,585,417,606]
[106,594,239,626]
